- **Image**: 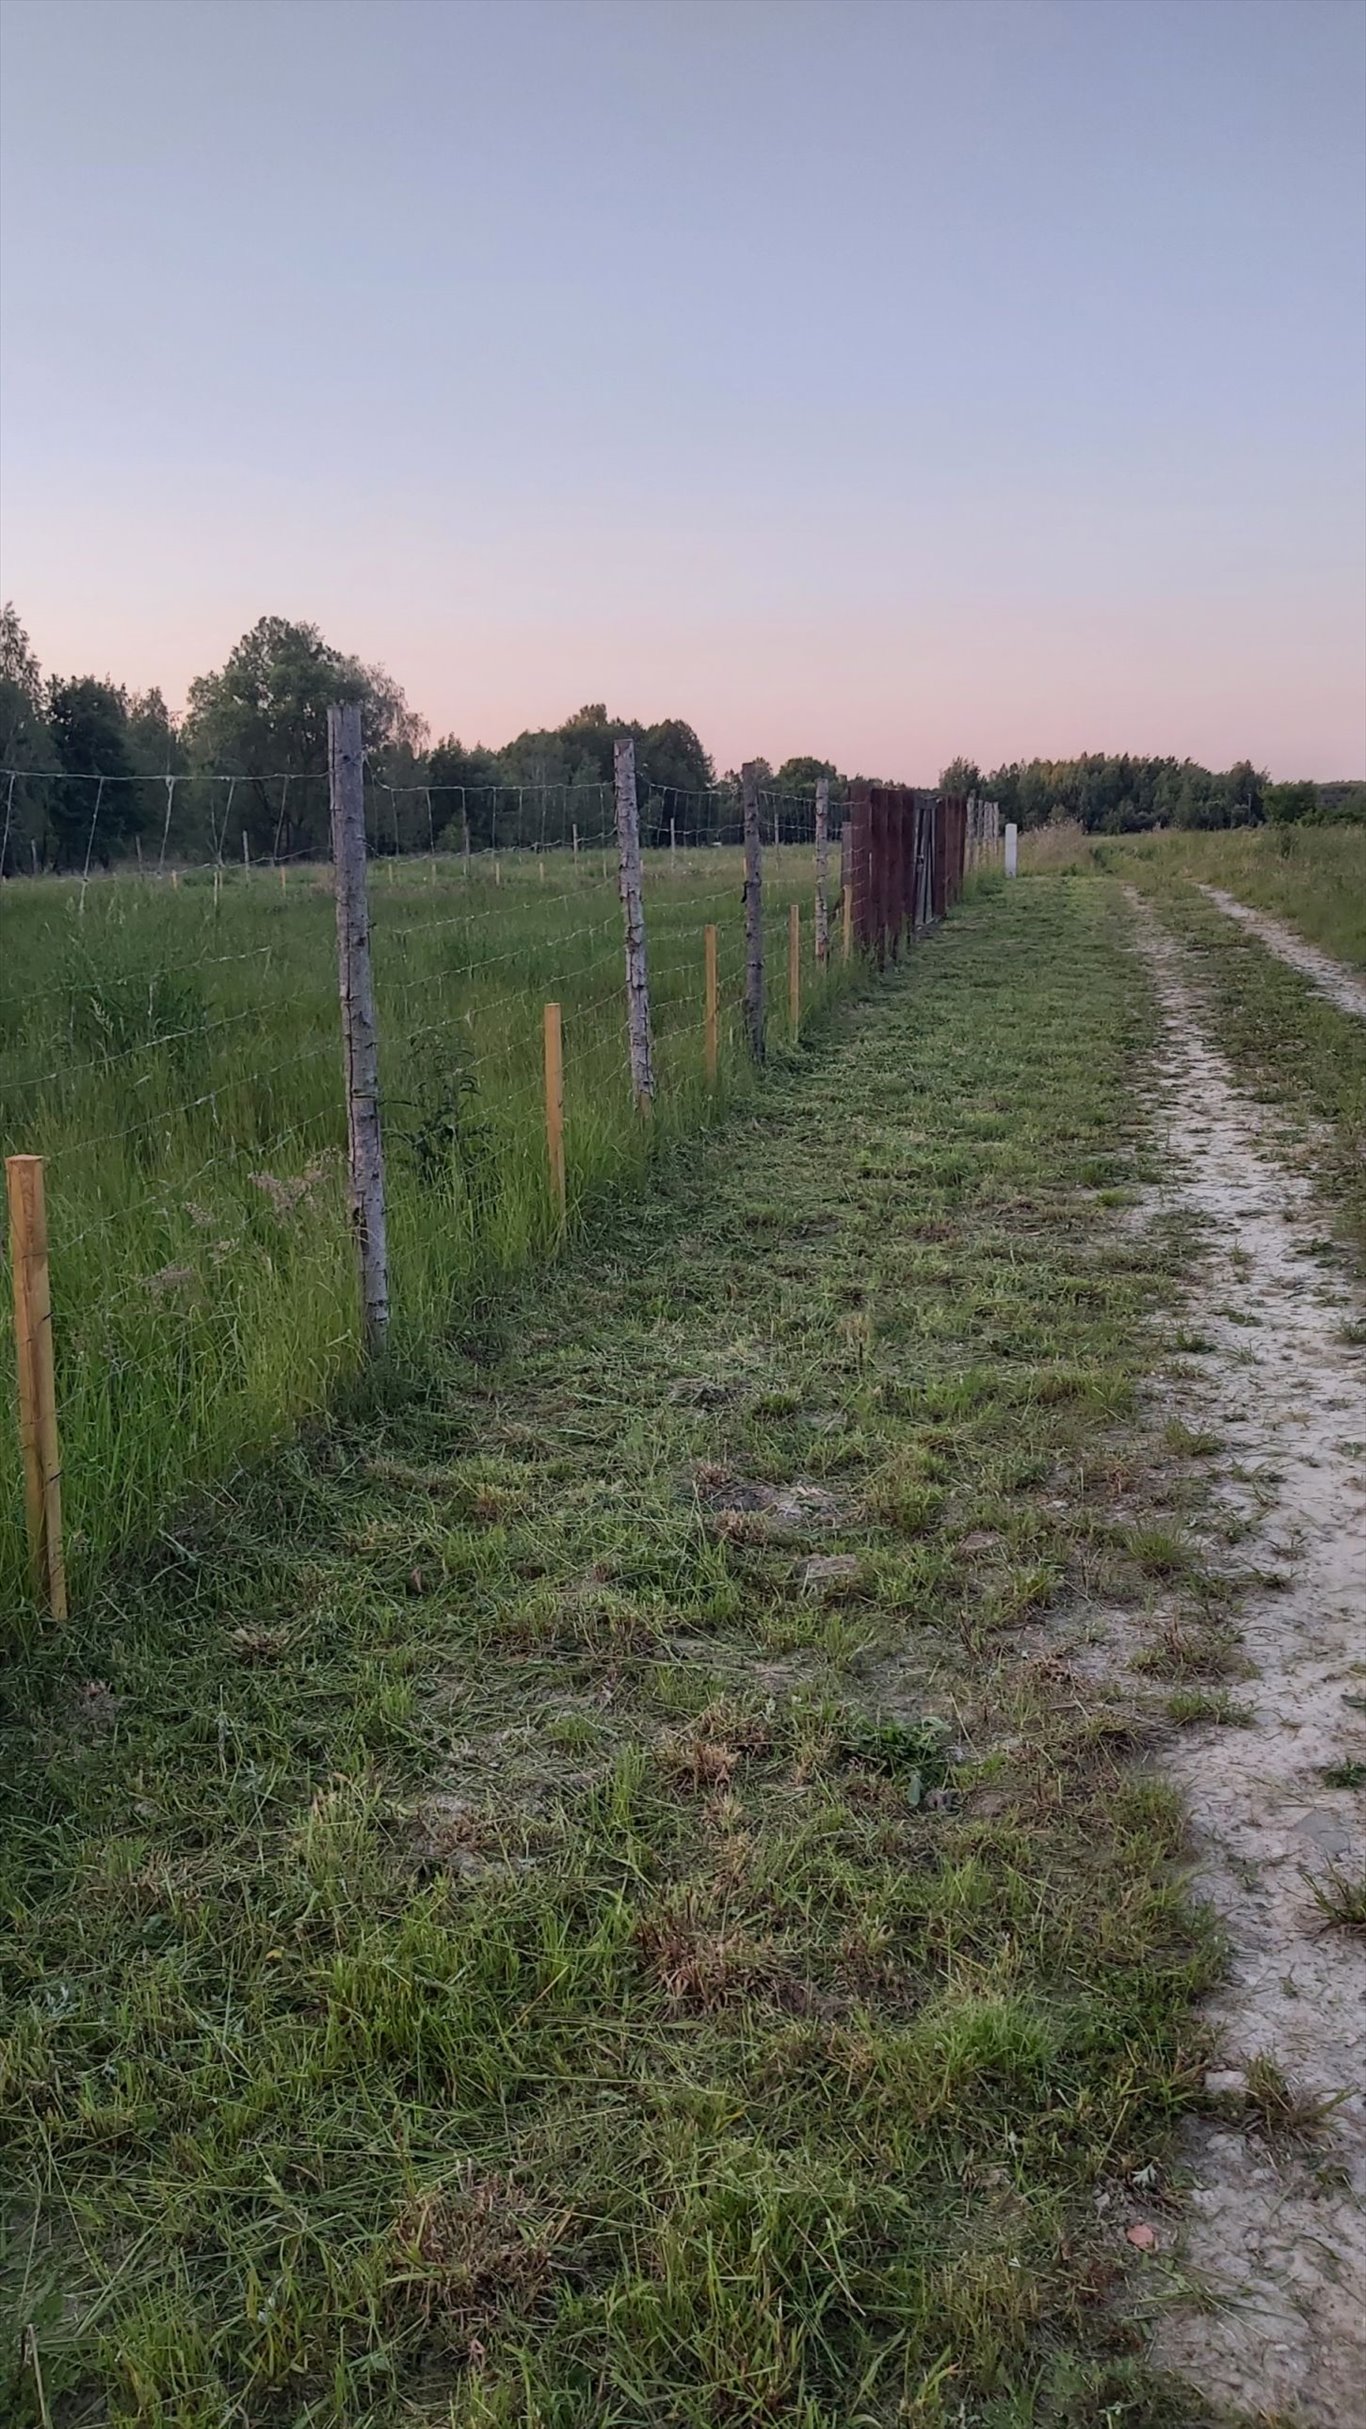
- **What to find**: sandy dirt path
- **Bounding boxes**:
[1198,884,1366,1022]
[1126,891,1366,2426]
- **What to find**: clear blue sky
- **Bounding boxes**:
[1,0,1362,777]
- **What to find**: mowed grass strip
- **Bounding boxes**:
[1,877,1220,2427]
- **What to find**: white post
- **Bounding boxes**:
[1005,822,1018,879]
[328,702,389,1346]
[613,736,655,1113]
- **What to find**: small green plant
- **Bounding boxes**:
[1244,2053,1336,2140]
[1166,1688,1255,1727]
[1304,1863,1366,1937]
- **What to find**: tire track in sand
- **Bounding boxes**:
[1197,885,1366,1023]
[1127,889,1365,2427]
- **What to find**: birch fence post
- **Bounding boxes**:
[788,900,801,1036]
[613,736,656,1113]
[328,701,389,1348]
[704,922,719,1084]
[6,1154,67,1620]
[543,1001,566,1222]
[742,760,765,1063]
[814,775,830,967]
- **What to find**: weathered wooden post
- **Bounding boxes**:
[814,775,830,967]
[704,923,719,1084]
[328,701,389,1348]
[613,736,656,1112]
[842,881,853,961]
[847,782,871,954]
[6,1155,66,1620]
[1005,822,1018,878]
[742,761,765,1062]
[788,899,801,1035]
[543,1001,566,1221]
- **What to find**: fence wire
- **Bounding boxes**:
[1,754,920,1608]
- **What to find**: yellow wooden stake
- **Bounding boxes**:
[789,899,801,1035]
[5,1155,67,1621]
[543,1001,566,1222]
[842,882,853,962]
[704,924,719,1084]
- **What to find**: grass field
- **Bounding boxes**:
[0,873,1230,2427]
[1015,826,1366,1267]
[0,848,851,1612]
[1020,820,1366,966]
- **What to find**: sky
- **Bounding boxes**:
[1,0,1362,781]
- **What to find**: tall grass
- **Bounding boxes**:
[0,847,854,1608]
[1019,821,1366,965]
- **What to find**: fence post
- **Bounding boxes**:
[788,900,801,1035]
[6,1155,66,1620]
[704,922,719,1083]
[613,736,656,1113]
[814,775,830,966]
[848,781,870,953]
[871,788,889,964]
[544,1001,566,1221]
[742,761,765,1062]
[1005,822,1018,878]
[842,882,853,961]
[328,701,389,1348]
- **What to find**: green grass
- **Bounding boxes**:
[1108,858,1366,1268]
[0,847,853,1612]
[1021,823,1366,967]
[0,875,1225,2427]
[1018,822,1366,1269]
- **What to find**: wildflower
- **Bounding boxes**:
[143,1264,197,1296]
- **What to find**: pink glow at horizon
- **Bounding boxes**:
[3,0,1363,783]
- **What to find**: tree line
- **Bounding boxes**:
[0,605,844,874]
[940,753,1364,833]
[4,601,1357,876]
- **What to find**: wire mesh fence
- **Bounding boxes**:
[0,725,998,1615]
